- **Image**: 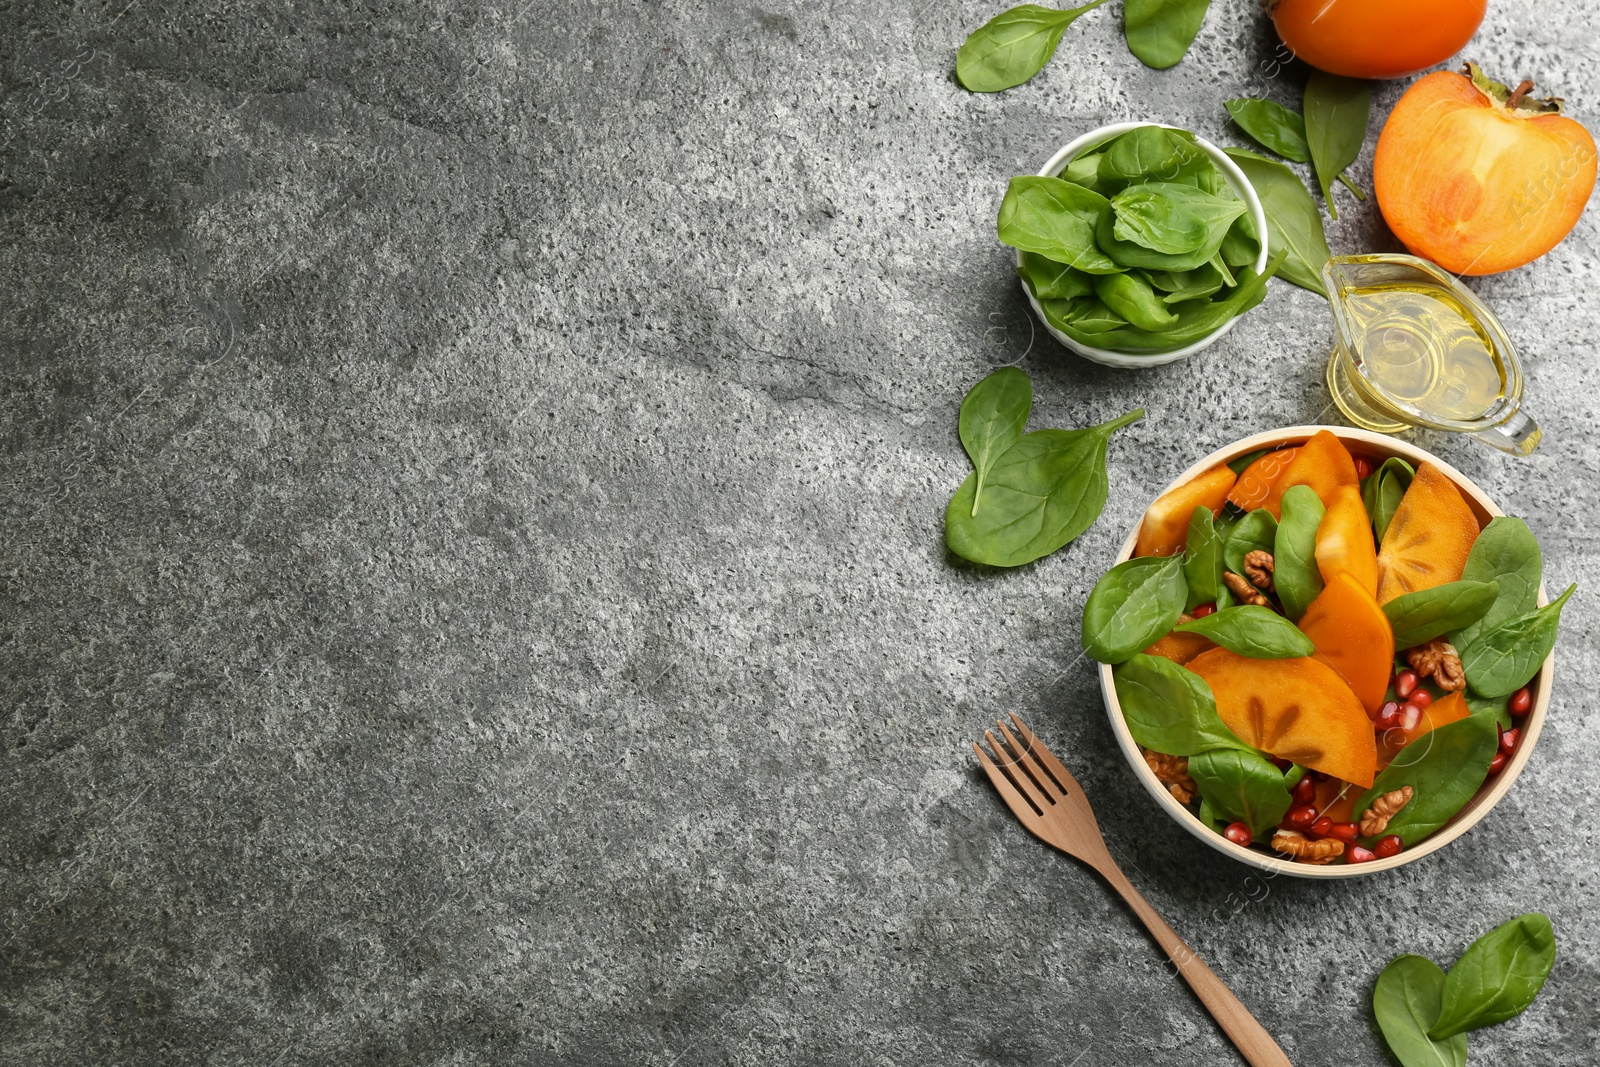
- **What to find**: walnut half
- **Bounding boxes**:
[1143,749,1197,805]
[1272,829,1345,865]
[1359,785,1415,837]
[1223,571,1270,608]
[1408,639,1466,692]
[1243,549,1275,591]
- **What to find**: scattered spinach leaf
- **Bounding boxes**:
[1225,97,1312,163]
[956,0,1112,93]
[1175,605,1313,658]
[1353,712,1498,844]
[1082,555,1188,663]
[1461,584,1575,698]
[1274,484,1325,620]
[997,176,1121,273]
[1383,580,1500,651]
[1188,748,1293,840]
[958,368,1032,518]
[1113,653,1248,755]
[1183,505,1224,610]
[1373,955,1466,1067]
[1223,507,1278,577]
[1303,70,1371,219]
[946,409,1144,567]
[1362,457,1415,543]
[1431,914,1557,1039]
[1123,0,1211,70]
[1221,148,1331,296]
[1454,517,1543,650]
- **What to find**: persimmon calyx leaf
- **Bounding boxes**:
[1464,62,1565,116]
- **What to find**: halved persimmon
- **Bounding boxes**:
[1261,430,1358,518]
[1134,465,1237,557]
[1315,484,1381,597]
[1298,571,1395,714]
[1376,461,1480,604]
[1378,690,1473,765]
[1142,630,1215,665]
[1186,648,1377,788]
[1227,447,1298,512]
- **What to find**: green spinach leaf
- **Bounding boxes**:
[1183,505,1224,610]
[1046,253,1282,352]
[1113,653,1247,755]
[1353,712,1498,844]
[946,409,1143,567]
[1111,181,1247,256]
[1188,748,1293,839]
[956,0,1112,93]
[1225,98,1312,163]
[1092,271,1179,331]
[1223,507,1277,577]
[1221,148,1331,296]
[1461,584,1574,698]
[1082,555,1188,663]
[1096,126,1208,192]
[1303,70,1371,219]
[1454,517,1543,650]
[1373,955,1466,1067]
[1219,212,1260,268]
[1466,691,1514,731]
[1062,150,1104,188]
[1123,0,1211,69]
[1431,914,1557,1039]
[1274,484,1325,620]
[997,176,1121,273]
[1175,605,1313,658]
[958,368,1032,518]
[1362,457,1415,543]
[1041,296,1126,334]
[1018,251,1095,300]
[1145,262,1224,303]
[1383,580,1500,651]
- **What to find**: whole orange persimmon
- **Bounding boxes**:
[1269,0,1483,80]
[1374,65,1598,275]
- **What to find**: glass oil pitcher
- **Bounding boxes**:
[1322,254,1541,456]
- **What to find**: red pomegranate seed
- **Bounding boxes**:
[1489,752,1508,774]
[1223,822,1253,846]
[1510,687,1532,716]
[1286,804,1318,830]
[1374,703,1402,731]
[1408,689,1433,710]
[1328,822,1360,842]
[1311,816,1334,838]
[1400,703,1423,731]
[1394,670,1419,699]
[1355,456,1373,480]
[1191,602,1217,618]
[1374,835,1403,859]
[1348,845,1377,864]
[1292,775,1317,804]
[1500,727,1520,755]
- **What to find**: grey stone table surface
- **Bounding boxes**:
[3,2,1598,1064]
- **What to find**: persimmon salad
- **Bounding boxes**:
[1082,431,1574,865]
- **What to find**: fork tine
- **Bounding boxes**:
[971,741,1042,823]
[1008,714,1084,799]
[983,729,1052,812]
[995,720,1063,802]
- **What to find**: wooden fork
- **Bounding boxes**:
[974,714,1292,1067]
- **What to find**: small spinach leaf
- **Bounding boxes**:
[1461,584,1575,698]
[1303,70,1371,219]
[958,368,1032,518]
[1362,457,1415,543]
[1123,0,1211,70]
[1040,296,1126,334]
[956,0,1112,93]
[1175,605,1314,658]
[1383,580,1500,651]
[1082,555,1188,663]
[1188,748,1293,839]
[1373,955,1466,1067]
[1183,505,1224,610]
[1274,484,1325,620]
[1225,97,1311,163]
[1113,653,1247,755]
[1092,272,1179,331]
[1145,262,1224,303]
[1221,148,1331,296]
[1219,212,1260,268]
[997,176,1121,273]
[1062,150,1104,189]
[1431,914,1557,1039]
[1454,517,1543,650]
[946,409,1143,567]
[1018,250,1094,300]
[1224,508,1278,577]
[1353,712,1498,844]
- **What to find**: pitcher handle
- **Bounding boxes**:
[1471,409,1542,456]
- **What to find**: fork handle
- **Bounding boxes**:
[1098,863,1292,1067]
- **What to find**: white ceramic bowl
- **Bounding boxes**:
[1099,426,1553,878]
[1021,122,1270,370]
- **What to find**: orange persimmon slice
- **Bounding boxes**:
[1315,484,1381,597]
[1133,465,1237,557]
[1143,630,1216,665]
[1378,691,1474,766]
[1186,648,1378,788]
[1261,429,1359,518]
[1298,571,1395,714]
[1376,461,1481,604]
[1226,447,1298,512]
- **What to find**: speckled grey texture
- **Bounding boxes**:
[2,2,1598,1064]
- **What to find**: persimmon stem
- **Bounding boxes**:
[1507,79,1535,109]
